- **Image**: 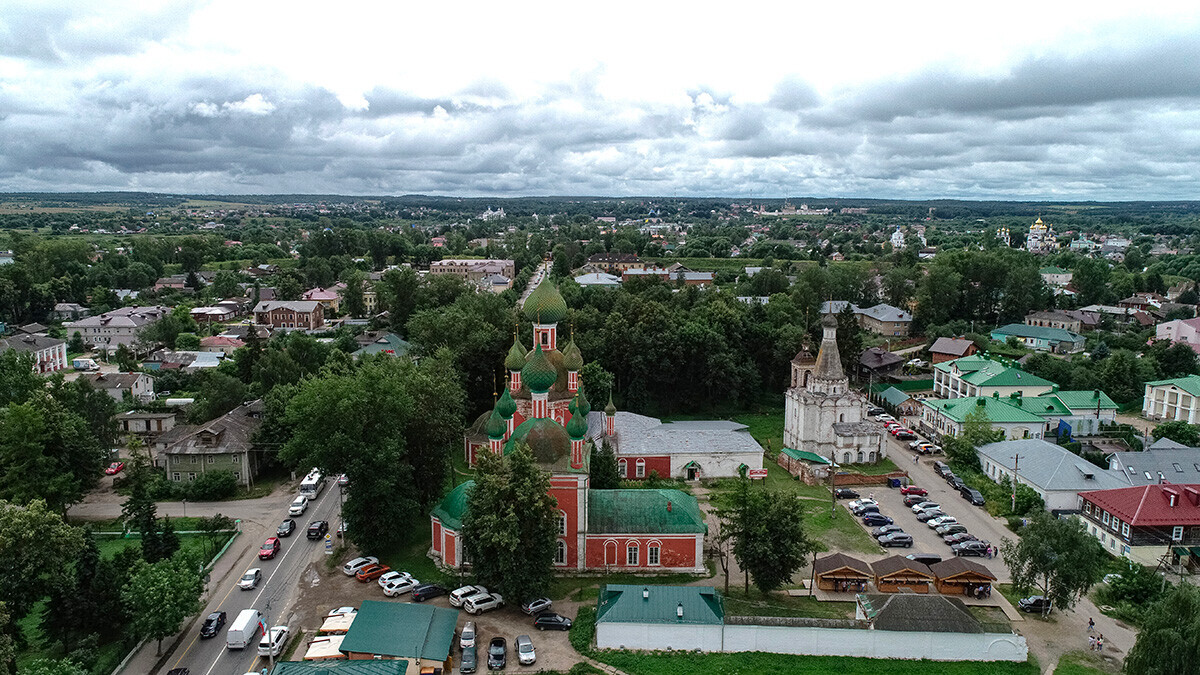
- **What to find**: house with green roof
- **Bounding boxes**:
[877,386,921,416]
[595,584,725,650]
[337,600,457,671]
[920,396,1049,441]
[1144,374,1200,423]
[990,323,1086,354]
[933,354,1055,400]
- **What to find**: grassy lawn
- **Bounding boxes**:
[846,457,901,476]
[730,408,785,454]
[803,501,880,555]
[721,589,855,619]
[93,532,231,562]
[1054,650,1118,675]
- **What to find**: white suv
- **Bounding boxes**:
[450,584,488,608]
[341,556,379,576]
[463,592,504,615]
[288,495,308,516]
[258,625,290,657]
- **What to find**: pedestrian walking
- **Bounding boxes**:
[1097,635,1104,652]
[1088,636,1096,651]
[913,454,920,465]
[1088,617,1095,633]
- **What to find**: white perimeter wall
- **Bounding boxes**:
[598,622,1027,662]
[669,450,762,479]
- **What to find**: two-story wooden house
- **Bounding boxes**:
[1077,483,1200,568]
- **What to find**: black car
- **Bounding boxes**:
[487,637,506,670]
[861,513,893,526]
[961,487,986,506]
[896,431,917,441]
[850,503,880,516]
[533,612,573,631]
[166,670,190,675]
[307,520,329,540]
[878,532,914,548]
[411,583,448,602]
[943,471,958,484]
[277,519,296,537]
[948,476,966,492]
[871,524,903,538]
[916,509,946,522]
[867,406,886,416]
[903,495,932,507]
[834,488,859,499]
[460,644,478,674]
[952,540,989,557]
[198,611,226,639]
[1018,595,1052,614]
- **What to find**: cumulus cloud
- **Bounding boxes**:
[0,3,1199,198]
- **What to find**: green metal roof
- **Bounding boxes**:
[990,323,1084,343]
[337,600,458,662]
[1040,266,1069,275]
[921,397,1045,424]
[781,447,832,464]
[505,335,527,371]
[932,353,994,375]
[1008,394,1071,417]
[1053,389,1118,411]
[352,333,411,357]
[1145,375,1200,397]
[878,386,912,407]
[588,489,707,534]
[272,663,408,675]
[596,584,724,626]
[431,480,473,531]
[935,354,1054,389]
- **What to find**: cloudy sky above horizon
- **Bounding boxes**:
[2,1,1200,200]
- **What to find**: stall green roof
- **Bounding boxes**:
[430,480,473,531]
[878,386,912,407]
[1145,375,1200,397]
[1053,390,1118,411]
[781,447,832,464]
[596,584,724,626]
[922,397,1045,424]
[588,489,707,534]
[272,663,409,675]
[338,600,457,662]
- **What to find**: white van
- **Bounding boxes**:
[226,609,261,650]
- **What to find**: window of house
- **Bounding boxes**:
[648,545,660,566]
[1173,526,1184,541]
[626,543,639,566]
[1102,511,1110,525]
[188,473,196,481]
[207,456,215,464]
[1110,518,1121,532]
[555,540,567,565]
[559,512,567,536]
[618,459,627,478]
[232,454,239,463]
[1083,502,1091,514]
[172,472,180,481]
[636,459,646,478]
[1122,522,1130,538]
[191,456,200,464]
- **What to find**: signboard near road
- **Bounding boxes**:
[748,468,768,479]
[325,534,333,555]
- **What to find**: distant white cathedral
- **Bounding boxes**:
[784,314,886,465]
[1025,217,1058,254]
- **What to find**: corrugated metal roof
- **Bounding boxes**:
[781,447,832,464]
[922,397,1045,423]
[587,489,707,534]
[977,439,1129,492]
[878,386,912,406]
[991,323,1085,343]
[596,584,723,626]
[274,661,407,674]
[1145,375,1200,397]
[338,600,457,662]
[1053,390,1117,411]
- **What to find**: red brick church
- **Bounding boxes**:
[430,281,706,573]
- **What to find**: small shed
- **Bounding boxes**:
[878,386,922,417]
[303,634,348,661]
[871,555,934,594]
[930,558,998,597]
[813,553,873,592]
[778,446,833,482]
[319,612,356,634]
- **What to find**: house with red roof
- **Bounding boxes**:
[1077,483,1200,568]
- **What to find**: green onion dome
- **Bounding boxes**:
[568,397,578,416]
[566,406,589,439]
[521,343,558,393]
[496,387,517,419]
[562,339,583,371]
[486,408,507,440]
[576,383,591,417]
[505,335,527,371]
[505,417,571,464]
[605,391,616,416]
[522,281,568,325]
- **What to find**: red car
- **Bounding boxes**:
[900,486,928,496]
[104,461,125,475]
[259,537,281,560]
[356,563,391,582]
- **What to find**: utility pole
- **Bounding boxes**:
[1011,454,1021,513]
[830,451,837,518]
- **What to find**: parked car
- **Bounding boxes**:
[933,461,951,477]
[942,471,958,485]
[306,521,329,540]
[878,532,914,548]
[867,406,885,416]
[952,541,989,557]
[935,523,968,536]
[257,625,290,657]
[460,621,477,649]
[833,488,859,499]
[848,498,877,511]
[916,509,946,523]
[238,568,262,590]
[515,635,536,666]
[948,476,966,492]
[450,585,489,608]
[533,612,573,631]
[341,556,379,576]
[460,644,478,674]
[258,537,280,560]
[851,503,881,516]
[356,563,391,582]
[927,516,958,529]
[337,474,350,486]
[382,576,419,597]
[166,670,189,675]
[876,413,895,422]
[961,487,986,506]
[861,513,893,526]
[104,461,125,475]
[411,583,448,602]
[896,431,917,441]
[904,494,933,507]
[944,532,978,545]
[377,571,410,588]
[899,485,927,496]
[1018,596,1052,614]
[487,637,507,670]
[906,553,943,566]
[912,501,941,514]
[521,598,553,615]
[871,524,904,538]
[288,495,308,516]
[276,519,296,537]
[336,521,347,538]
[199,611,226,638]
[464,592,505,615]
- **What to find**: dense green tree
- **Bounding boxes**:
[589,441,621,490]
[187,371,247,423]
[211,270,242,298]
[0,395,104,511]
[41,531,103,653]
[462,445,558,604]
[834,304,863,377]
[1074,259,1112,306]
[340,270,367,318]
[0,500,85,623]
[113,344,137,372]
[377,267,420,334]
[1151,420,1200,447]
[18,659,88,675]
[1123,583,1200,675]
[174,332,200,350]
[122,552,204,655]
[0,602,14,675]
[136,306,197,349]
[721,479,817,594]
[1001,511,1107,616]
[67,332,84,354]
[0,351,40,407]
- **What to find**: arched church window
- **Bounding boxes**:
[555,540,567,565]
[618,459,627,478]
[636,458,646,478]
[857,451,864,462]
[844,452,852,463]
[868,451,877,462]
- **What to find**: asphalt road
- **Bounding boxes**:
[164,482,344,675]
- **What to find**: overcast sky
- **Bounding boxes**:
[2,1,1199,199]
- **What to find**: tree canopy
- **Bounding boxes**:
[1000,511,1107,616]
